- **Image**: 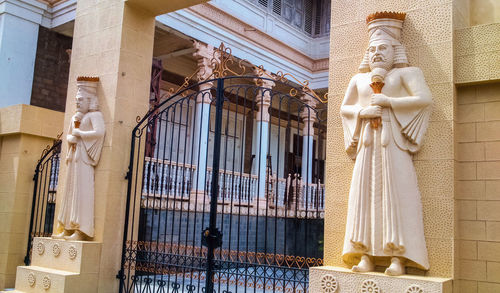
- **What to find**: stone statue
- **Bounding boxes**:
[340,12,432,275]
[53,77,105,241]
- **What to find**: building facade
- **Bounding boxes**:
[0,0,499,292]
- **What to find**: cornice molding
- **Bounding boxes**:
[0,0,47,24]
[36,0,66,7]
[188,3,329,74]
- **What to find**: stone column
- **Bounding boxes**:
[50,1,207,291]
[299,92,318,184]
[310,1,457,292]
[0,0,46,107]
[0,105,63,290]
[252,69,275,199]
[191,41,215,194]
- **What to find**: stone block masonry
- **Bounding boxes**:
[456,82,500,292]
[30,27,72,113]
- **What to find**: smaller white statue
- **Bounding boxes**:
[53,77,105,241]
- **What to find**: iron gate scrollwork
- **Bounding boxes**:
[25,137,62,265]
[119,68,326,292]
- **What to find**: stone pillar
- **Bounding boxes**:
[311,2,457,292]
[51,1,207,291]
[51,2,155,291]
[0,0,46,107]
[0,105,64,290]
[299,92,318,184]
[191,41,215,193]
[252,69,275,200]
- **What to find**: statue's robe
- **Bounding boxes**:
[58,111,105,237]
[340,66,432,270]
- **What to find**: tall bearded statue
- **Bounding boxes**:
[53,77,105,241]
[340,12,432,275]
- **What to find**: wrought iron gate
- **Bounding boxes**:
[24,138,62,265]
[118,60,326,292]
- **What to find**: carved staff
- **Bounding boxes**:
[369,68,386,129]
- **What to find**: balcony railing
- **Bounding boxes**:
[142,157,325,214]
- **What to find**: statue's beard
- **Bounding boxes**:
[369,58,393,71]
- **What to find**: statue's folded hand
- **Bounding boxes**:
[72,128,81,137]
[67,135,77,144]
[360,105,382,118]
[371,93,391,107]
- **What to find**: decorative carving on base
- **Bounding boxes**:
[42,275,51,290]
[320,274,338,293]
[68,245,78,260]
[407,284,424,293]
[27,272,36,287]
[361,279,380,293]
[52,243,61,257]
[36,241,45,255]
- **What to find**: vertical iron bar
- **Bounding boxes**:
[24,165,40,265]
[205,78,224,292]
[118,127,137,293]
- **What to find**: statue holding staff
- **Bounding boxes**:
[340,12,432,275]
[53,77,105,241]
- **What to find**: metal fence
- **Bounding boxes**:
[118,74,326,293]
[24,139,61,265]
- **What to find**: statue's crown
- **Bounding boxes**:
[366,11,406,24]
[77,76,99,82]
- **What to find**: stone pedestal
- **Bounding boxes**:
[310,266,452,293]
[13,237,101,293]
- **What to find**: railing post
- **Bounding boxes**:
[252,70,275,210]
[205,78,224,293]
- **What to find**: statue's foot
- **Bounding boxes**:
[352,255,374,272]
[64,230,86,241]
[385,257,405,276]
[52,230,72,239]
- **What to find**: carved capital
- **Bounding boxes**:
[193,41,216,82]
[253,68,275,122]
[300,90,318,135]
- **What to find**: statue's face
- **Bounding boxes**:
[76,95,90,113]
[368,40,394,71]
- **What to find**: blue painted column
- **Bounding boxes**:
[0,0,46,107]
[301,134,314,183]
[252,71,275,200]
[193,90,212,191]
[191,42,215,195]
[300,93,318,185]
[254,120,269,198]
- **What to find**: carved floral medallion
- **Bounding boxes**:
[68,245,78,260]
[320,274,338,293]
[42,276,51,290]
[52,243,61,257]
[361,279,380,293]
[27,272,36,287]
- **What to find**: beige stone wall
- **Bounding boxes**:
[326,0,456,279]
[0,104,64,290]
[455,23,500,84]
[456,83,500,293]
[470,0,500,26]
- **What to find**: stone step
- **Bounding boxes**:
[15,266,97,293]
[15,266,78,293]
[31,237,100,274]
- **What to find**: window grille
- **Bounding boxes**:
[304,0,313,34]
[314,0,321,35]
[245,0,331,37]
[273,0,282,15]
